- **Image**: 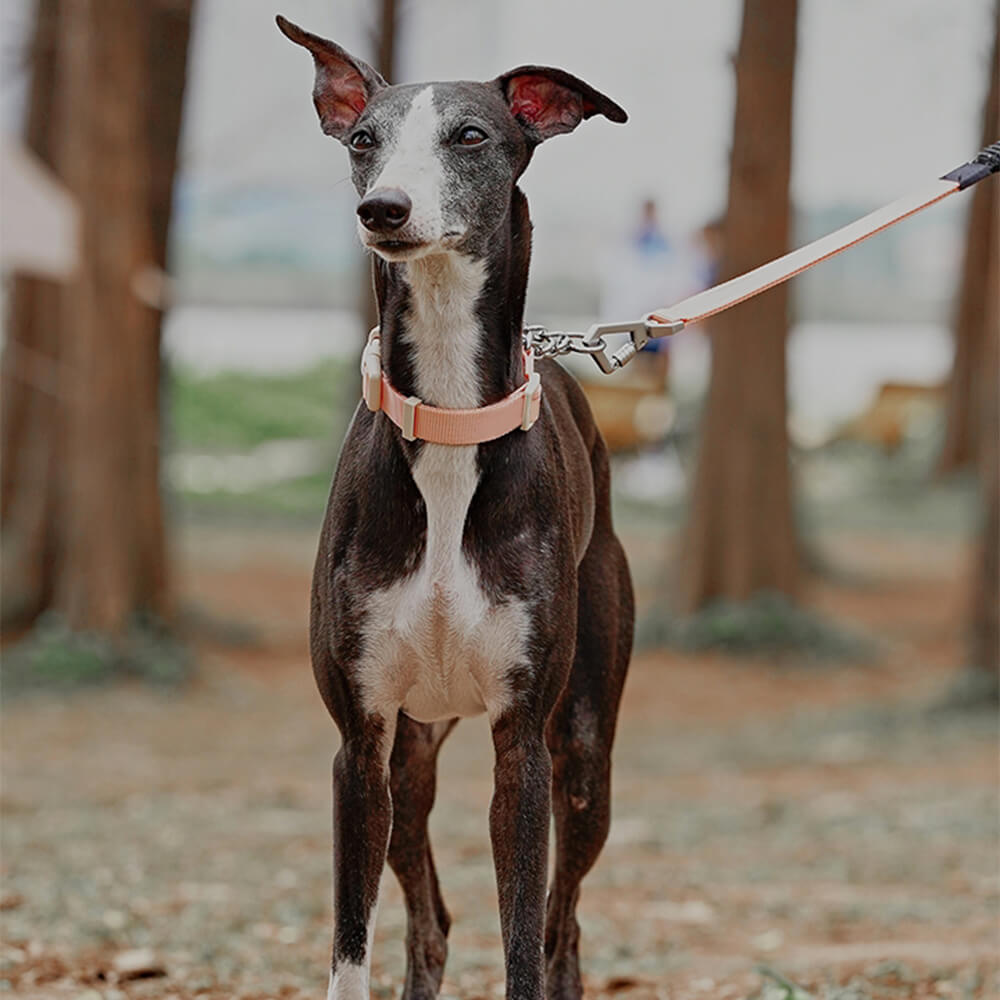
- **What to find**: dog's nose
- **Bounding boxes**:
[357,188,412,232]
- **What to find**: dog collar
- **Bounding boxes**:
[360,327,542,445]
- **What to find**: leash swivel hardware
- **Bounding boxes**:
[524,316,685,375]
[583,316,686,373]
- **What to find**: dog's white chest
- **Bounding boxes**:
[359,445,528,724]
[356,253,528,724]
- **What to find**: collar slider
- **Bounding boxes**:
[402,395,421,441]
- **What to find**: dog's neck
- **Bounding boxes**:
[374,188,532,411]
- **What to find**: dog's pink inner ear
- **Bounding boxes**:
[315,62,370,136]
[507,74,585,138]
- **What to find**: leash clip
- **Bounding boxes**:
[583,315,685,374]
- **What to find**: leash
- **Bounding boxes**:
[526,142,1000,375]
[363,144,997,446]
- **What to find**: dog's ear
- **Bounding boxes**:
[496,66,627,144]
[276,15,386,139]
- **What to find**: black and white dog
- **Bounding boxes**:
[278,16,634,1000]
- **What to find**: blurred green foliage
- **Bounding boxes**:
[2,612,192,693]
[169,359,352,450]
[176,471,334,519]
[167,360,353,518]
[637,591,878,662]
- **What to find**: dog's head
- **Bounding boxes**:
[277,15,627,261]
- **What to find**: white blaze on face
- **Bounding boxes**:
[364,86,444,246]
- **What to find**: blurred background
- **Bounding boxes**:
[1,1,997,998]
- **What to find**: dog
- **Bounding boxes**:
[278,16,635,1000]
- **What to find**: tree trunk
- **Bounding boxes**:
[53,0,161,632]
[677,0,800,613]
[968,11,1000,696]
[135,0,196,617]
[0,0,62,621]
[937,6,999,475]
[970,228,998,693]
[358,0,398,339]
[0,0,194,635]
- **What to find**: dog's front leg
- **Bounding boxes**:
[328,713,396,1000]
[490,711,554,1000]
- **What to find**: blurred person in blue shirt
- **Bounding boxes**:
[601,198,701,384]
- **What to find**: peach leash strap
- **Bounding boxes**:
[648,178,960,329]
[574,142,1000,374]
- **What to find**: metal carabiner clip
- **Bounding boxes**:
[583,315,686,374]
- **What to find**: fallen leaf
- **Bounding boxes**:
[111,948,167,980]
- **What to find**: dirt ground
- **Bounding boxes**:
[2,520,997,999]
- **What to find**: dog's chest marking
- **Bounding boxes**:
[359,253,529,724]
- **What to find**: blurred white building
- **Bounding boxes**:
[0,138,78,280]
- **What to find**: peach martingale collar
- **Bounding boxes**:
[361,328,543,445]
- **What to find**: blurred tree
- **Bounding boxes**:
[958,7,999,704]
[937,6,999,475]
[968,201,998,701]
[677,0,799,613]
[1,0,61,620]
[359,0,399,340]
[1,0,195,637]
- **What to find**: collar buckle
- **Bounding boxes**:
[361,327,383,411]
[520,372,542,431]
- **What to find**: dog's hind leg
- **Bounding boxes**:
[544,528,634,1000]
[387,714,457,1000]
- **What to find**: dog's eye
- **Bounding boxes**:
[349,131,375,152]
[456,126,488,147]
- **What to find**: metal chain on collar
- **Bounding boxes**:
[524,317,685,374]
[522,326,610,360]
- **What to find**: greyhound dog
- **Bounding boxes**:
[278,16,635,1000]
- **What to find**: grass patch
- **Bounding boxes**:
[169,359,353,451]
[797,437,977,539]
[753,965,812,1000]
[167,360,352,518]
[637,591,878,663]
[2,613,192,694]
[748,961,990,1000]
[177,470,334,520]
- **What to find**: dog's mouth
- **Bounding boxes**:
[366,238,429,260]
[363,230,467,261]
[375,239,424,251]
